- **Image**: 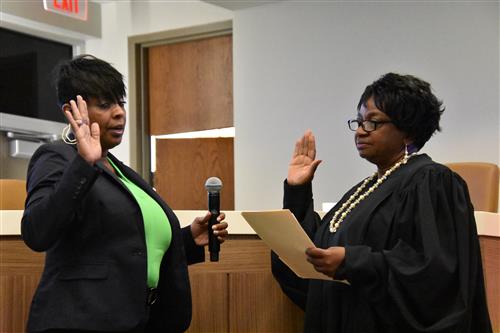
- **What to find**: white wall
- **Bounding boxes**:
[233,2,499,210]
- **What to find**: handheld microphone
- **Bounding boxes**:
[205,177,223,262]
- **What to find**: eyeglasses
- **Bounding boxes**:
[347,119,392,132]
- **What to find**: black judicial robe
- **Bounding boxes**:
[272,154,492,333]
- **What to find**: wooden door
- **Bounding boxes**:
[154,137,234,210]
[148,34,234,210]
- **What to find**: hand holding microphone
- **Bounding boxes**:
[188,177,228,261]
[205,177,223,261]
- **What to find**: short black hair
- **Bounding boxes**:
[357,73,444,150]
[53,54,126,107]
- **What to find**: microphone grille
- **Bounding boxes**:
[205,177,223,192]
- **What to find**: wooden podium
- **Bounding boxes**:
[1,211,498,332]
[186,236,304,333]
[0,211,304,333]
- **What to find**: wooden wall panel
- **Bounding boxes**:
[0,237,44,275]
[480,236,500,332]
[0,275,40,333]
[148,35,233,135]
[154,138,234,210]
[3,235,497,332]
[229,272,304,333]
[0,179,27,210]
[186,272,229,333]
[188,236,304,333]
[188,236,271,274]
[0,236,44,333]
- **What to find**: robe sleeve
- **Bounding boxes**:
[334,166,491,332]
[270,180,322,310]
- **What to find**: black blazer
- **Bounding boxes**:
[22,141,205,332]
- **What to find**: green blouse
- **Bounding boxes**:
[108,158,172,288]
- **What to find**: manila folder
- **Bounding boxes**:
[241,209,345,282]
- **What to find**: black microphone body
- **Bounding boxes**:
[205,177,223,262]
[207,191,220,261]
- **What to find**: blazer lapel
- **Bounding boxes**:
[95,158,147,241]
[105,154,182,231]
[95,160,136,198]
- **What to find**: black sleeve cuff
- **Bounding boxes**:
[283,179,313,209]
[334,245,359,282]
[334,255,348,281]
[61,154,102,202]
[334,245,384,285]
[181,225,205,265]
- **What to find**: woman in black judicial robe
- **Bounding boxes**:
[271,73,492,333]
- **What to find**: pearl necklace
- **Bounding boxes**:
[329,152,416,233]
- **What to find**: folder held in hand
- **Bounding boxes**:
[241,209,348,283]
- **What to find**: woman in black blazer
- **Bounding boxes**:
[21,55,228,333]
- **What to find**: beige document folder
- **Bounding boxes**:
[241,209,346,282]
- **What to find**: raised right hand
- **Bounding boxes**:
[63,95,102,165]
[287,130,322,185]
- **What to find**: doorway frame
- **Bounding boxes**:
[127,20,233,181]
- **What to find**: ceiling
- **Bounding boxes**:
[203,1,281,10]
[90,0,280,11]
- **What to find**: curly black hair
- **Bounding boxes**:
[53,54,126,107]
[357,73,444,150]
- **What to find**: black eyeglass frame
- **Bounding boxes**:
[347,119,393,132]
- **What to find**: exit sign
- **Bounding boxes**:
[43,0,88,21]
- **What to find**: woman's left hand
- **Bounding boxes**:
[190,212,228,246]
[306,246,345,278]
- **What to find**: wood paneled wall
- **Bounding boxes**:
[0,179,27,210]
[480,236,500,331]
[0,235,302,333]
[148,35,233,135]
[155,138,234,210]
[187,236,304,333]
[0,236,44,333]
[2,235,498,332]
